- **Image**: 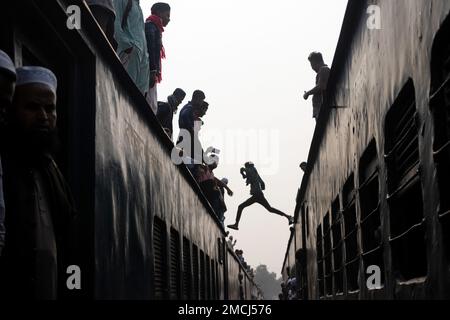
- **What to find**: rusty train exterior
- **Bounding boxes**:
[283,0,450,300]
[0,0,263,300]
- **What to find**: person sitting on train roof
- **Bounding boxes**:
[0,49,16,257]
[156,88,186,140]
[235,249,245,264]
[85,0,118,50]
[303,52,330,121]
[145,2,171,114]
[0,66,78,299]
[227,235,237,249]
[113,0,150,95]
[196,154,233,223]
[227,162,294,231]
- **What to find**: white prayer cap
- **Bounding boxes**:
[16,66,57,94]
[0,49,16,79]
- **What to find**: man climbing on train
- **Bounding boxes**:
[227,162,293,230]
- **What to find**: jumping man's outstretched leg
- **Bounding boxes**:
[258,194,294,224]
[227,196,258,230]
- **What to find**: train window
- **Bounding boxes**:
[430,15,450,265]
[206,255,212,300]
[170,228,181,299]
[385,79,427,281]
[218,238,224,264]
[200,250,206,300]
[211,259,217,300]
[342,174,360,292]
[331,197,344,294]
[182,237,192,300]
[359,139,384,287]
[306,205,310,237]
[301,203,308,251]
[192,245,200,300]
[153,217,168,300]
[215,261,220,299]
[316,224,325,298]
[323,213,333,296]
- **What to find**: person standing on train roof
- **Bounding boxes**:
[227,162,294,231]
[85,0,118,50]
[0,66,78,299]
[303,52,330,120]
[113,0,150,95]
[145,2,171,114]
[179,90,206,134]
[156,88,186,140]
[0,50,16,257]
[178,90,206,163]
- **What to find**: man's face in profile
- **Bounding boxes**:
[160,10,171,27]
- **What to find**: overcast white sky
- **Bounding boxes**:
[141,0,348,277]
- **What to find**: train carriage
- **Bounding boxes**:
[0,0,260,300]
[283,0,450,300]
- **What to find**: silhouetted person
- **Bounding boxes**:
[145,3,171,113]
[303,52,330,120]
[218,177,232,223]
[0,50,16,257]
[156,88,186,139]
[0,67,77,299]
[227,162,293,230]
[227,235,237,249]
[178,90,206,163]
[85,0,118,49]
[179,90,205,135]
[113,0,149,95]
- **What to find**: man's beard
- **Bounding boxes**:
[27,128,59,155]
[7,126,60,157]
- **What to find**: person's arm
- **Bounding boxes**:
[240,168,247,179]
[215,177,233,196]
[304,67,330,99]
[145,22,160,86]
[304,84,322,99]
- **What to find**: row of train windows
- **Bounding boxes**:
[316,143,384,297]
[153,217,221,300]
[315,25,450,296]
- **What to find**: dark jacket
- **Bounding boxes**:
[0,151,78,299]
[145,21,162,76]
[156,101,173,135]
[178,103,194,132]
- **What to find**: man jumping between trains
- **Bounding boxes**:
[227,162,294,230]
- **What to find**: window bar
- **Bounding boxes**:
[386,169,420,200]
[389,219,425,243]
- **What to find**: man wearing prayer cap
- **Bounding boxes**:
[0,49,16,258]
[0,66,78,299]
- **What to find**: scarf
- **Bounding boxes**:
[146,14,166,83]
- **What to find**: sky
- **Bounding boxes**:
[140,0,348,277]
